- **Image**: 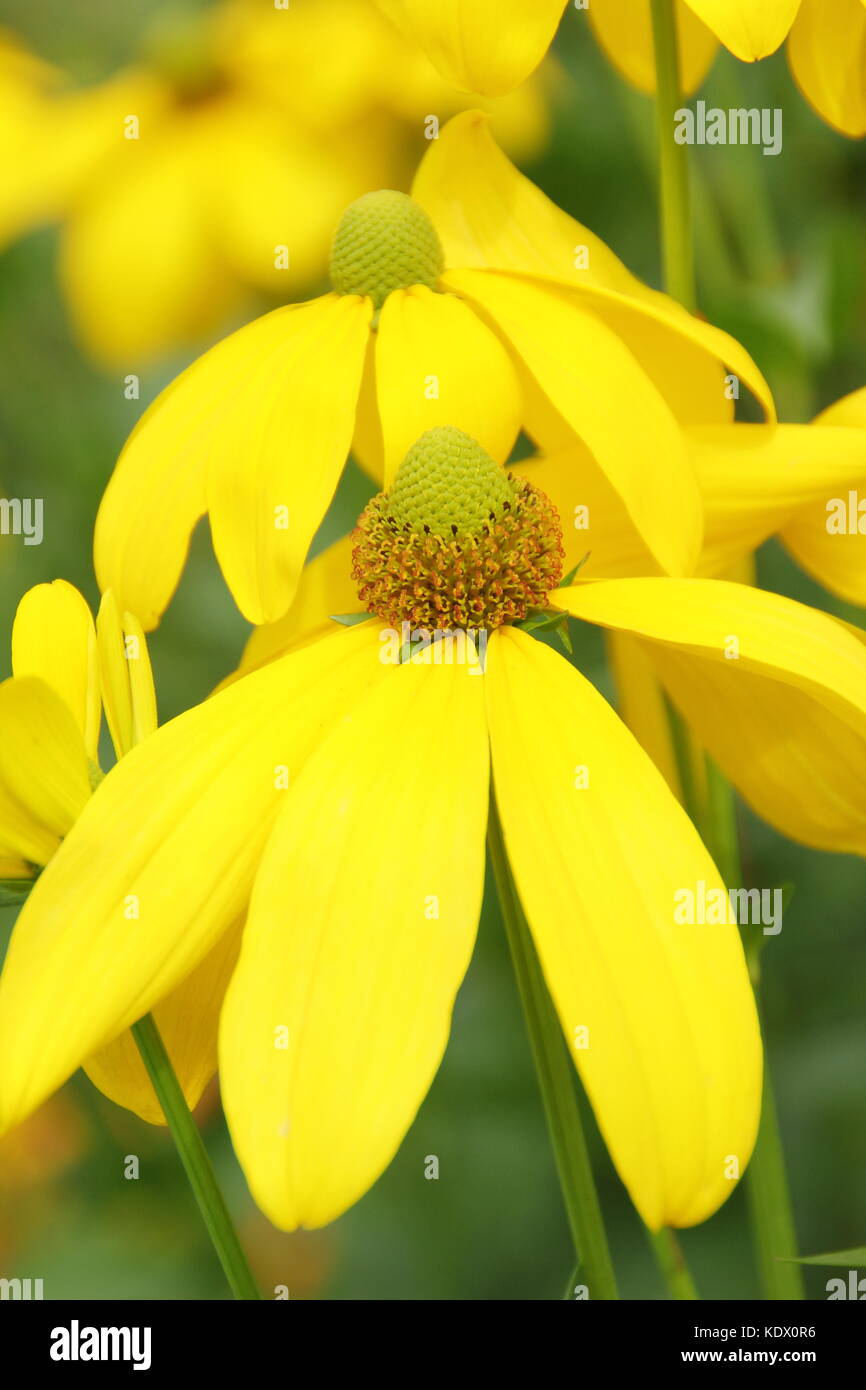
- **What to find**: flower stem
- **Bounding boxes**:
[648,1226,699,1300]
[131,1014,261,1300]
[650,2,804,1299]
[487,793,619,1300]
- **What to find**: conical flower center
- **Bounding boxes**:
[352,427,564,631]
[329,191,444,308]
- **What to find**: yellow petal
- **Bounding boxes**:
[486,627,760,1229]
[96,592,158,759]
[606,631,682,798]
[779,390,866,604]
[447,268,703,576]
[221,641,488,1230]
[588,0,719,96]
[788,0,866,137]
[557,578,866,856]
[685,0,800,60]
[416,114,774,421]
[84,921,243,1125]
[376,287,522,484]
[94,294,371,630]
[0,676,91,866]
[12,580,100,763]
[375,0,567,96]
[691,422,866,579]
[0,624,386,1134]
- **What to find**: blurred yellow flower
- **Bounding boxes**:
[95,110,772,632]
[0,1,553,365]
[0,432,773,1234]
[589,0,866,137]
[0,578,236,1124]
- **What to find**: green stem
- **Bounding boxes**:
[649,0,696,310]
[650,0,803,1302]
[649,1227,699,1300]
[487,794,619,1300]
[132,1014,261,1300]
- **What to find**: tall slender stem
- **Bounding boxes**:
[487,794,619,1300]
[649,1227,699,1300]
[649,0,804,1300]
[132,1015,262,1300]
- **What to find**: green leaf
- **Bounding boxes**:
[330,611,370,627]
[785,1248,866,1266]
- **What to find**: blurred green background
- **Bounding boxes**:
[0,0,863,1300]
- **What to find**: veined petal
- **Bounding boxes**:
[0,677,91,864]
[96,592,158,760]
[206,294,371,625]
[588,0,719,96]
[557,578,866,856]
[221,644,488,1231]
[690,422,866,579]
[486,628,760,1229]
[788,0,866,137]
[414,113,774,422]
[12,580,100,763]
[0,624,386,1134]
[447,268,702,575]
[685,0,800,60]
[607,630,683,798]
[83,921,243,1125]
[779,390,866,604]
[376,287,522,484]
[233,536,360,682]
[375,0,567,96]
[94,294,370,631]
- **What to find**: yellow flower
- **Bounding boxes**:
[0,579,237,1124]
[8,427,866,1232]
[589,0,866,138]
[0,1,552,364]
[95,109,771,633]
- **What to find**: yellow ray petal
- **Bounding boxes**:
[606,631,682,798]
[778,391,866,604]
[0,624,386,1134]
[414,113,774,422]
[221,644,488,1231]
[690,422,866,579]
[685,0,800,60]
[788,0,866,137]
[375,0,567,96]
[447,268,702,576]
[84,920,243,1125]
[486,627,760,1229]
[0,677,91,866]
[588,0,719,96]
[12,580,100,763]
[376,287,522,484]
[94,294,371,631]
[96,592,158,760]
[557,578,866,856]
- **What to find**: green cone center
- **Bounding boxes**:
[329,191,444,308]
[387,428,517,536]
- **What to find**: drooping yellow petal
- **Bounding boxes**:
[0,624,386,1134]
[485,627,760,1229]
[221,643,488,1230]
[414,114,774,422]
[690,422,866,579]
[83,921,243,1126]
[606,631,682,797]
[11,580,100,763]
[94,294,371,630]
[375,0,567,96]
[779,390,866,604]
[0,677,91,867]
[684,0,801,60]
[447,268,702,576]
[375,287,522,484]
[588,0,719,96]
[788,0,866,137]
[96,592,158,760]
[557,578,866,856]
